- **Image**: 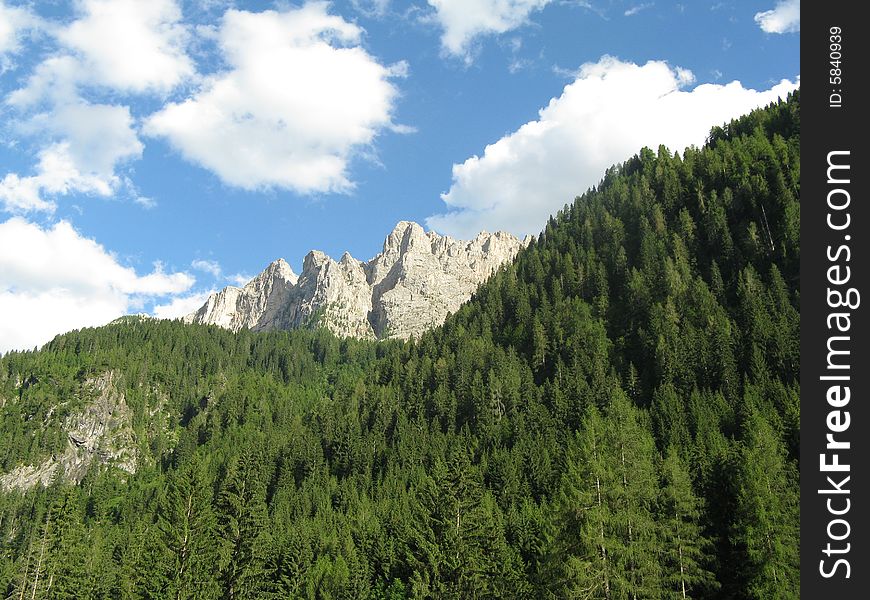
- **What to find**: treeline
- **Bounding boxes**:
[0,91,800,599]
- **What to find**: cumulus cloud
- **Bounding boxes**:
[144,2,406,193]
[7,1,191,100]
[427,0,551,60]
[152,289,215,320]
[427,56,798,238]
[0,1,38,64]
[1,143,122,213]
[31,102,142,176]
[754,0,799,34]
[0,218,194,353]
[0,101,143,213]
[0,0,192,214]
[6,55,80,108]
[191,258,222,278]
[56,0,193,94]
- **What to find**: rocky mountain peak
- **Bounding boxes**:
[384,220,429,255]
[256,258,298,285]
[242,258,298,297]
[185,222,526,340]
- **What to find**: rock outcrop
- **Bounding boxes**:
[0,371,138,491]
[185,222,527,339]
[185,258,299,333]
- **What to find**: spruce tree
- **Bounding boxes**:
[551,404,612,599]
[657,447,717,599]
[731,410,799,599]
[158,455,220,600]
[217,449,271,600]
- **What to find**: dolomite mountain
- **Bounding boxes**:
[185,221,527,340]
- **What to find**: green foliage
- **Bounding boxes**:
[0,92,800,598]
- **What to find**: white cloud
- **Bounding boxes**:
[28,103,143,179]
[0,218,194,353]
[191,258,221,278]
[0,1,38,64]
[134,195,157,209]
[624,3,654,17]
[0,101,143,214]
[8,0,192,99]
[427,0,551,60]
[144,2,405,193]
[427,56,799,239]
[1,0,191,214]
[152,289,215,320]
[0,289,127,353]
[754,0,799,34]
[1,143,116,213]
[6,55,81,108]
[229,273,251,286]
[57,0,193,94]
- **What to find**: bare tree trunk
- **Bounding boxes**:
[16,539,34,600]
[678,538,686,599]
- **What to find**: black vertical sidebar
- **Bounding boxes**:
[801,2,869,598]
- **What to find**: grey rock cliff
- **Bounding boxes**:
[0,371,138,491]
[184,258,298,332]
[185,222,526,339]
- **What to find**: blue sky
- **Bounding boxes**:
[0,0,799,352]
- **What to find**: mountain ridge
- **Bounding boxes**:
[184,221,529,339]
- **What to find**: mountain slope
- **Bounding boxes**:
[0,92,799,599]
[185,221,527,340]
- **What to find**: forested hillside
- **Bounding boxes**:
[0,92,800,599]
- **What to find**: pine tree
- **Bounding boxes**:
[730,410,799,599]
[604,392,662,599]
[43,489,90,599]
[651,384,690,454]
[217,449,271,600]
[434,440,487,597]
[658,447,717,599]
[158,455,221,600]
[550,404,612,599]
[531,317,547,372]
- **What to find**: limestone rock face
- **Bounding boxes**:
[288,250,375,339]
[0,371,138,491]
[184,258,298,332]
[185,222,526,340]
[367,223,525,339]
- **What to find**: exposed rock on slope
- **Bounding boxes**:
[185,221,527,339]
[0,371,138,491]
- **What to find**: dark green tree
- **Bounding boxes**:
[217,449,271,600]
[658,447,717,599]
[158,455,220,600]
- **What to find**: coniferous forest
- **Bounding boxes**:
[0,92,800,598]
